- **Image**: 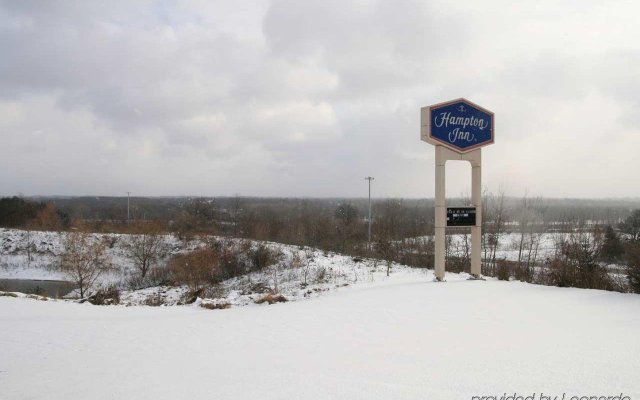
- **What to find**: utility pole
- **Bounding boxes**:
[364,177,374,249]
[126,192,131,224]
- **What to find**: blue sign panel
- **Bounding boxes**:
[428,99,494,152]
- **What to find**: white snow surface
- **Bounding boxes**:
[0,228,431,306]
[2,276,639,400]
[0,228,182,282]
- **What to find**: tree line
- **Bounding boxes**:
[2,195,640,294]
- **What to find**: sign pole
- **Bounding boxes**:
[470,149,482,278]
[421,98,494,281]
[435,146,446,280]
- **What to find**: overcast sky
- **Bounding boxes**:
[1,0,639,198]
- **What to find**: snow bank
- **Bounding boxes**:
[1,276,639,399]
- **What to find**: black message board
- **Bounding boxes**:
[447,207,476,227]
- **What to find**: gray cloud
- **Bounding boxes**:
[0,0,639,198]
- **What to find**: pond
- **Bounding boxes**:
[0,279,76,297]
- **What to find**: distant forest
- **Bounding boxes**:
[1,195,638,248]
[2,195,640,293]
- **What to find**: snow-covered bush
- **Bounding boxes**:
[88,285,120,305]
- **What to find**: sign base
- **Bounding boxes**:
[434,145,483,281]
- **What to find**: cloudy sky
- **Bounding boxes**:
[1,0,639,198]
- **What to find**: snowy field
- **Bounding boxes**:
[0,228,580,284]
[1,275,639,400]
[410,232,562,261]
[0,228,181,282]
[1,229,639,398]
[0,228,430,306]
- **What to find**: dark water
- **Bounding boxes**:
[0,279,76,297]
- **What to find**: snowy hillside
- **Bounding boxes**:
[0,228,182,281]
[1,276,639,400]
[0,228,430,307]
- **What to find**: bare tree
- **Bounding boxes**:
[334,202,361,253]
[481,187,491,264]
[28,203,63,231]
[60,232,110,298]
[375,233,395,277]
[231,195,242,237]
[124,222,168,279]
[621,210,640,242]
[513,192,539,280]
[461,232,471,271]
[23,228,36,265]
[484,188,507,275]
[270,262,280,293]
[301,249,314,287]
[23,204,63,265]
[515,191,530,267]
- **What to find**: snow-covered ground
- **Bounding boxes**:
[409,231,612,262]
[0,229,573,283]
[0,228,181,282]
[0,228,429,307]
[1,276,639,400]
[411,232,560,261]
[1,228,628,307]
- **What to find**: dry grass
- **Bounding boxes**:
[199,301,231,310]
[254,293,288,305]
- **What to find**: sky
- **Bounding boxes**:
[1,0,639,199]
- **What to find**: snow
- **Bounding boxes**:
[0,228,181,283]
[0,228,431,307]
[409,231,606,263]
[0,228,599,285]
[1,277,639,400]
[1,228,638,397]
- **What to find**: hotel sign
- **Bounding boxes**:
[421,98,494,153]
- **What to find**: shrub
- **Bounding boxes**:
[26,294,48,301]
[168,248,220,291]
[219,246,247,279]
[314,266,327,283]
[254,293,287,304]
[250,244,280,272]
[126,266,172,290]
[143,294,165,307]
[496,260,510,281]
[89,286,120,305]
[513,262,533,282]
[200,301,230,310]
[601,225,624,262]
[544,258,575,288]
[180,288,204,304]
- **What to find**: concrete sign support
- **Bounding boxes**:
[421,99,494,281]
